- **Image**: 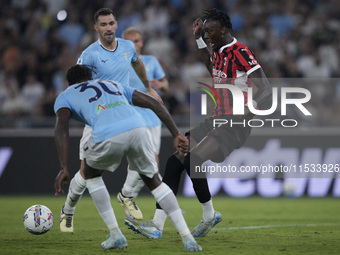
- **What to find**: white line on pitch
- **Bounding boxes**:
[214,223,340,230]
[162,223,339,231]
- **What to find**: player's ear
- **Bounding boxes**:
[94,24,98,32]
[221,26,227,36]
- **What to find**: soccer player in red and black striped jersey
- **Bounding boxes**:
[125,8,271,240]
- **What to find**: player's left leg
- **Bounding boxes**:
[83,161,127,251]
[130,125,162,198]
[82,132,132,251]
[184,135,223,237]
[124,127,202,252]
[140,173,202,252]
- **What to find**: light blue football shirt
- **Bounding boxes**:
[129,55,165,127]
[54,79,145,143]
[77,38,138,85]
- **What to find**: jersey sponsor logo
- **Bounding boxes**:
[212,68,227,83]
[212,68,227,79]
[120,52,129,61]
[97,101,128,114]
[97,104,106,114]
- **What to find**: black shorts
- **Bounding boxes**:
[185,115,252,163]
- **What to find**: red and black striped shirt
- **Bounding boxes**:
[211,38,261,116]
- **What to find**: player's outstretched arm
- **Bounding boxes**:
[132,90,188,154]
[54,108,71,196]
[131,58,163,103]
[193,18,212,75]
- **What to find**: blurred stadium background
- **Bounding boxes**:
[0,0,339,197]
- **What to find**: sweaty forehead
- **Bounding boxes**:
[203,19,221,30]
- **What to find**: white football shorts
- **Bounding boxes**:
[83,127,158,178]
[148,125,161,155]
[79,126,92,160]
[79,125,161,160]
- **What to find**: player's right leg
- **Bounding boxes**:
[150,133,222,238]
[118,126,161,220]
[60,169,86,232]
[118,169,143,220]
[60,126,91,232]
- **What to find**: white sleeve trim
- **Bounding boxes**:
[246,65,261,76]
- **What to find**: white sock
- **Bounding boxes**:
[151,183,193,243]
[202,199,215,222]
[152,209,167,231]
[122,169,141,197]
[131,177,145,198]
[87,176,121,238]
[64,171,86,214]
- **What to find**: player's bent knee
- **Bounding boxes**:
[83,160,104,179]
[139,173,162,191]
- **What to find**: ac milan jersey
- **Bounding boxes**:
[211,38,261,116]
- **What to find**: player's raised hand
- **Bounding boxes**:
[174,134,189,155]
[193,18,204,39]
[150,79,162,90]
[54,169,69,197]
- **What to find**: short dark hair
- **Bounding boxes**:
[66,65,93,85]
[94,8,116,23]
[202,8,233,32]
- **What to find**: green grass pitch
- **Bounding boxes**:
[0,195,339,254]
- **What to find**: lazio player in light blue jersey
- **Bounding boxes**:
[58,8,163,226]
[77,37,138,85]
[54,65,202,252]
[54,78,145,143]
